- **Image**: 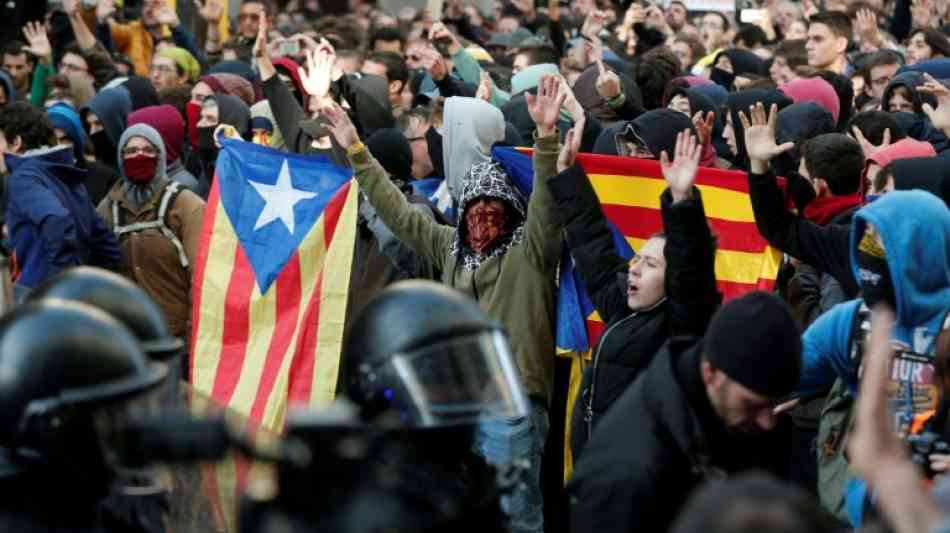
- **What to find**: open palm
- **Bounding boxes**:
[660,130,700,202]
[739,102,794,162]
[525,75,566,134]
[300,49,333,98]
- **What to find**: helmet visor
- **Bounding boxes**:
[375,331,529,427]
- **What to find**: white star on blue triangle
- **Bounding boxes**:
[248,159,317,235]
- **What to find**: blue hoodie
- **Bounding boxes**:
[795,190,950,525]
[4,146,120,288]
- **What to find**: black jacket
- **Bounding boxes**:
[549,165,720,457]
[748,168,859,298]
[568,338,727,533]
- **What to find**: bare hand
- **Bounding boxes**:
[625,3,646,26]
[62,0,80,17]
[194,0,225,24]
[525,75,566,137]
[557,74,585,124]
[644,5,670,33]
[739,102,795,163]
[321,101,361,149]
[557,117,586,174]
[155,3,181,28]
[855,9,882,48]
[912,0,937,28]
[252,12,269,58]
[920,73,950,133]
[851,125,892,158]
[660,130,701,202]
[848,306,901,481]
[475,71,493,102]
[420,47,448,82]
[22,21,52,61]
[802,0,819,18]
[692,110,715,147]
[581,10,608,39]
[595,58,622,100]
[429,21,462,55]
[299,49,333,98]
[97,0,117,23]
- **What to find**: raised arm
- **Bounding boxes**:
[323,102,452,269]
[522,75,566,273]
[659,131,721,336]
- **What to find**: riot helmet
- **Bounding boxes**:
[28,266,184,360]
[0,300,166,492]
[343,280,528,428]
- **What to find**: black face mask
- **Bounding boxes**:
[197,127,217,152]
[90,131,116,168]
[425,127,444,179]
[856,232,895,309]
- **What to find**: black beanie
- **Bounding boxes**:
[704,292,802,398]
[366,128,413,181]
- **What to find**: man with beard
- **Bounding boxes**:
[569,291,802,533]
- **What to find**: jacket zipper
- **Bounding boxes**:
[585,298,667,440]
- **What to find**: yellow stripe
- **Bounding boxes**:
[589,174,756,223]
[309,184,360,407]
[192,207,238,396]
[226,264,278,419]
[625,237,780,284]
[563,352,589,485]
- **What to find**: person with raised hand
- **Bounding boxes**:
[568,129,798,533]
[550,125,720,472]
[324,76,564,533]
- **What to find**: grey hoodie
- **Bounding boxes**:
[117,123,169,208]
[442,97,506,203]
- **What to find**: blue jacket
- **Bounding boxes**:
[795,190,950,525]
[5,146,120,288]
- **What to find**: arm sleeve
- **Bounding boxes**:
[521,130,563,273]
[661,188,721,337]
[171,25,208,68]
[748,168,857,295]
[262,75,307,154]
[85,204,121,271]
[548,163,630,324]
[10,177,83,277]
[348,146,453,271]
[97,22,117,54]
[795,302,857,397]
[633,23,666,54]
[179,193,206,271]
[29,63,52,107]
[549,18,567,58]
[890,0,912,42]
[433,75,477,98]
[108,21,132,53]
[450,48,482,86]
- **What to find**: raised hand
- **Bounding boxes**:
[851,125,892,157]
[557,74,585,124]
[855,8,883,48]
[692,110,715,147]
[594,58,622,101]
[475,71,493,102]
[22,22,52,62]
[660,130,701,203]
[581,10,608,39]
[920,73,950,133]
[321,101,360,149]
[525,75,566,137]
[420,47,448,82]
[557,115,586,174]
[97,0,117,23]
[299,49,334,99]
[194,0,225,23]
[252,12,269,58]
[155,2,181,28]
[62,0,80,17]
[429,21,461,54]
[739,102,794,164]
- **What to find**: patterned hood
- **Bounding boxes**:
[451,161,527,271]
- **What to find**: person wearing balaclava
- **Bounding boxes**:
[47,102,119,205]
[127,104,200,193]
[80,87,133,170]
[193,94,250,198]
[324,74,568,533]
[96,123,205,340]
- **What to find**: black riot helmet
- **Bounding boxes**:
[28,266,184,360]
[342,281,528,428]
[0,300,166,489]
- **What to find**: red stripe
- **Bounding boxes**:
[189,179,221,376]
[323,181,351,244]
[247,253,303,424]
[209,246,255,406]
[600,204,770,253]
[286,271,324,406]
[284,184,350,407]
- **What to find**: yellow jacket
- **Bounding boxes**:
[110,20,156,76]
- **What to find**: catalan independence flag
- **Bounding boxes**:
[492,146,783,479]
[190,139,358,433]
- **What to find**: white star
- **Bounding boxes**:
[248,159,317,235]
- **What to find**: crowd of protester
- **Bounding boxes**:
[0,0,949,531]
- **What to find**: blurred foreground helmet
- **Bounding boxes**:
[28,266,184,360]
[0,300,166,482]
[343,280,528,427]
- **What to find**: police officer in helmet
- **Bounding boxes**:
[0,299,166,532]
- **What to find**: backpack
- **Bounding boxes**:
[111,182,188,268]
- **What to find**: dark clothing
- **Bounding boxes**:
[568,338,772,533]
[726,90,793,169]
[748,168,859,298]
[262,75,348,163]
[84,160,120,206]
[4,146,119,289]
[890,156,950,205]
[549,165,720,457]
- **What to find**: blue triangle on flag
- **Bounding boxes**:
[215,139,353,293]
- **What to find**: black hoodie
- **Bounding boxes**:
[593,108,695,158]
[890,156,950,205]
[882,71,938,114]
[726,89,794,170]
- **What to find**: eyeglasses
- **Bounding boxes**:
[405,136,426,142]
[59,61,88,73]
[122,146,158,157]
[150,64,176,74]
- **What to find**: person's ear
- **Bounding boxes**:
[11,135,23,154]
[836,36,848,55]
[813,177,830,196]
[700,358,717,386]
[389,80,403,95]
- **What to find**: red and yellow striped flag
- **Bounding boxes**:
[190,139,358,433]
